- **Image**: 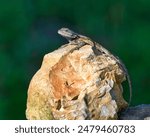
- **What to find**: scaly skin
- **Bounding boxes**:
[58,27,132,106]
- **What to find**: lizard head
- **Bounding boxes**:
[58,28,78,40]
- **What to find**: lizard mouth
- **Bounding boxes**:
[58,27,78,38]
[57,29,63,35]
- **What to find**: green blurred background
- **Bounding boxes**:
[0,0,150,119]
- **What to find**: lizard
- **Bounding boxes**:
[58,27,132,106]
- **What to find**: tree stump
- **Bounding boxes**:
[26,42,128,120]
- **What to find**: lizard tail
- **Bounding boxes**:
[127,74,132,106]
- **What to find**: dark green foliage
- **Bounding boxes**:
[0,0,150,119]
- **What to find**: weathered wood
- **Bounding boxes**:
[26,28,137,120]
[26,42,128,120]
